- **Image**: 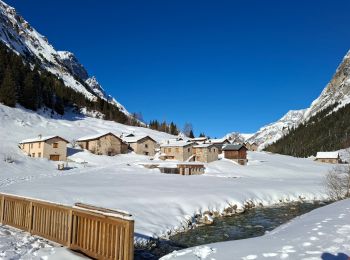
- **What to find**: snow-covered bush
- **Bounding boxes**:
[324,164,350,200]
[3,154,15,163]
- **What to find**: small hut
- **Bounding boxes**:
[315,152,340,164]
[222,144,248,165]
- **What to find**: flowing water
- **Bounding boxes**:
[135,201,329,260]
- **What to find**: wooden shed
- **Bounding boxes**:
[76,132,128,156]
[222,144,248,165]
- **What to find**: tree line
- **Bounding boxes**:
[0,42,130,124]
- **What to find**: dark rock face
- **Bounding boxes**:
[57,51,89,81]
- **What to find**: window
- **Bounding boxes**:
[168,148,172,153]
[38,152,41,158]
[32,153,35,157]
[30,143,33,149]
[175,148,179,153]
[145,144,148,148]
[38,142,41,148]
[53,143,58,148]
[188,148,191,152]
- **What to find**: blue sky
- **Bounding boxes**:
[6,0,350,137]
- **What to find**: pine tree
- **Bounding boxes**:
[21,72,39,110]
[0,69,16,107]
[169,122,179,135]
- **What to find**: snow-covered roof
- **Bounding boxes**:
[316,152,339,159]
[193,143,213,148]
[190,137,208,142]
[160,141,194,148]
[122,135,156,143]
[76,132,120,142]
[177,162,205,166]
[19,135,68,144]
[222,144,247,151]
[157,163,178,168]
[206,138,229,144]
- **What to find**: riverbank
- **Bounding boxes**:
[161,198,350,260]
[135,201,330,259]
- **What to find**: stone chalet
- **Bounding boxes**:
[76,132,128,156]
[205,138,230,153]
[19,135,69,161]
[193,143,218,163]
[160,141,194,161]
[122,134,157,156]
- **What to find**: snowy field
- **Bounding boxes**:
[162,198,350,260]
[0,104,344,258]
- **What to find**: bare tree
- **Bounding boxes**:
[183,123,193,137]
[71,139,77,148]
[324,164,350,200]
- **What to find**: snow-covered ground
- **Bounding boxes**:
[0,104,341,258]
[0,225,86,259]
[161,199,350,260]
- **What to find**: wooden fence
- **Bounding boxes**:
[0,193,134,260]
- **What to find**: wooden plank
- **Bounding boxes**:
[128,220,135,260]
[0,195,4,224]
[67,209,73,247]
[28,201,33,233]
[74,203,132,218]
[115,225,120,260]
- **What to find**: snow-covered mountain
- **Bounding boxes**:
[247,50,350,149]
[248,109,306,148]
[0,0,130,116]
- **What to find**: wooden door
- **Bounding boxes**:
[50,155,60,161]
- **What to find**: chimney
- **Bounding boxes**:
[38,134,42,139]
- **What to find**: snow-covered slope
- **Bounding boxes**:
[248,50,350,149]
[0,0,129,116]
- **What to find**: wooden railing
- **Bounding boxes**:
[0,193,134,260]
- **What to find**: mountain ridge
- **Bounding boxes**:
[246,49,350,149]
[0,0,130,116]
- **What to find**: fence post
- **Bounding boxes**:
[67,209,73,247]
[28,201,33,233]
[0,195,4,224]
[125,220,134,260]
